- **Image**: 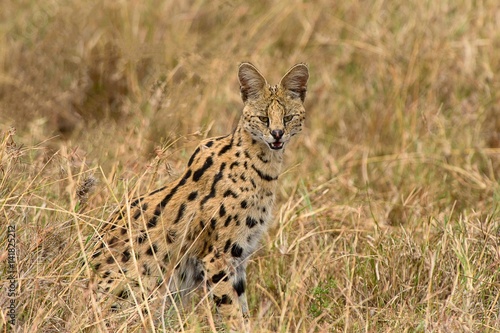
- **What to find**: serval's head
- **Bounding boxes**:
[238,62,309,151]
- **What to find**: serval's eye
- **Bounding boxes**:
[258,116,269,123]
[283,115,294,123]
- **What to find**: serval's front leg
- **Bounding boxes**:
[203,249,249,332]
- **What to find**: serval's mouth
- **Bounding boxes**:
[269,141,284,150]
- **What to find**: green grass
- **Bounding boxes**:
[1,0,500,332]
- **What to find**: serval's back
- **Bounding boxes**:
[89,62,309,331]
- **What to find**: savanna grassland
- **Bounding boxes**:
[1,1,500,332]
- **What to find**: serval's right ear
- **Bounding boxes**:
[238,62,268,103]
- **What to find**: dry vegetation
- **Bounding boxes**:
[1,0,500,332]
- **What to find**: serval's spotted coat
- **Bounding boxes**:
[89,62,309,331]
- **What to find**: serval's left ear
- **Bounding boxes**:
[279,63,309,102]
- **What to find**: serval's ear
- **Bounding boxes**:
[279,63,309,102]
[238,62,268,103]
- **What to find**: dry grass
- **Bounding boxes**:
[1,0,500,332]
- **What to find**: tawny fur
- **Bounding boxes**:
[89,62,309,330]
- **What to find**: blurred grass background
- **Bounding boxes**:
[1,0,500,332]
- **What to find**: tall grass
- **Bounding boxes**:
[1,0,499,332]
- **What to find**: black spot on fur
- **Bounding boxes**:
[223,189,238,198]
[187,147,200,167]
[142,263,151,276]
[174,203,186,224]
[193,156,214,182]
[212,271,227,284]
[132,209,141,220]
[246,216,258,228]
[102,270,111,278]
[252,164,278,181]
[205,140,214,147]
[137,231,148,244]
[200,162,226,206]
[229,161,239,169]
[257,151,269,163]
[240,200,247,209]
[117,289,129,300]
[224,215,232,227]
[195,269,205,283]
[155,170,191,214]
[218,143,232,156]
[215,134,230,141]
[148,185,167,196]
[146,244,157,256]
[181,169,192,183]
[120,228,127,235]
[202,241,208,255]
[224,239,232,253]
[94,263,101,271]
[130,198,142,208]
[214,294,232,306]
[231,243,243,258]
[122,249,131,263]
[109,237,118,246]
[147,216,158,228]
[218,135,234,156]
[233,279,246,296]
[115,212,124,221]
[219,204,226,217]
[188,191,198,201]
[210,218,217,229]
[106,256,114,264]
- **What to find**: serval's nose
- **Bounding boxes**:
[271,129,283,140]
